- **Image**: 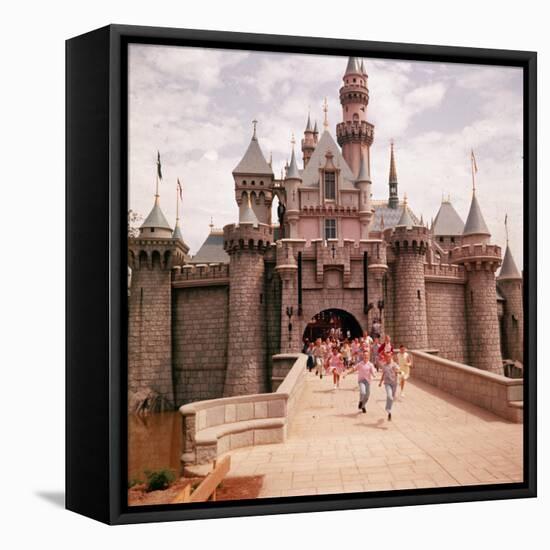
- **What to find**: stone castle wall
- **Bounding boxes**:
[425,281,468,363]
[128,266,174,407]
[172,285,229,406]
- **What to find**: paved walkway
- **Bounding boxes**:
[225,370,523,498]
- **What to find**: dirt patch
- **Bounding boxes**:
[128,475,264,506]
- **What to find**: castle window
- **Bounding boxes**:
[324,171,336,200]
[150,228,155,233]
[260,180,264,186]
[439,236,444,243]
[325,219,336,240]
[451,237,455,243]
[353,78,356,83]
[251,180,255,185]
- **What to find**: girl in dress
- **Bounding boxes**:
[341,340,352,368]
[396,344,413,397]
[326,346,345,389]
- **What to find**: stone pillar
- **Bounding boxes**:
[390,227,429,349]
[275,239,306,353]
[498,278,523,362]
[223,223,272,396]
[450,243,503,374]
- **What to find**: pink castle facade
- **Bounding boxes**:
[127,57,524,410]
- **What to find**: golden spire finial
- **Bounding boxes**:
[403,192,408,206]
[252,119,258,139]
[322,97,329,130]
[291,132,296,149]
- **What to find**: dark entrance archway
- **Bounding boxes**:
[302,309,363,342]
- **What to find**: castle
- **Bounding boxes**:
[128,57,524,410]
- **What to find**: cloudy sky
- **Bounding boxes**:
[128,44,524,268]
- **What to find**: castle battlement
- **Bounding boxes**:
[223,222,273,254]
[424,263,465,283]
[336,120,374,146]
[390,225,429,254]
[449,243,502,270]
[172,262,229,285]
[128,236,189,270]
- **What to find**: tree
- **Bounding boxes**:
[128,210,143,238]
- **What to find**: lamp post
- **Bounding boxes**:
[286,306,294,349]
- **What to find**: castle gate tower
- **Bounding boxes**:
[451,190,503,374]
[336,57,375,178]
[128,194,189,409]
[389,199,429,349]
[497,241,523,363]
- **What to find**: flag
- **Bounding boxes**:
[177,178,183,200]
[157,151,162,180]
[471,149,478,173]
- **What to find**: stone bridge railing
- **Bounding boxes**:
[410,350,523,423]
[179,353,307,473]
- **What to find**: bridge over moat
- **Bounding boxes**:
[224,371,523,497]
[178,352,523,497]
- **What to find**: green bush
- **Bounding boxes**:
[144,469,176,492]
[128,478,143,489]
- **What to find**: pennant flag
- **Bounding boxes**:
[157,151,163,180]
[471,149,478,173]
[177,178,183,200]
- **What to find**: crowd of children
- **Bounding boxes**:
[303,333,413,421]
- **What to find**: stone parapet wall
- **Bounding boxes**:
[425,281,467,363]
[172,285,229,406]
[172,263,229,286]
[424,263,465,282]
[449,243,502,270]
[180,354,307,468]
[410,350,522,422]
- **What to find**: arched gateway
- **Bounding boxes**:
[302,308,363,342]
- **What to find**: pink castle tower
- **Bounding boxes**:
[336,57,375,178]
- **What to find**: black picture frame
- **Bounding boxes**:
[66,24,537,525]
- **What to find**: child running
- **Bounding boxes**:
[313,338,325,378]
[378,351,399,421]
[326,346,345,390]
[345,349,376,413]
[396,344,413,397]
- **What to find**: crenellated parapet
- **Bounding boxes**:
[172,263,229,288]
[390,225,430,255]
[449,243,502,272]
[336,120,375,147]
[128,237,189,271]
[424,263,465,283]
[223,223,273,255]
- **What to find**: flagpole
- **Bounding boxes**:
[471,151,476,193]
[176,180,179,222]
[505,214,509,244]
[155,173,159,198]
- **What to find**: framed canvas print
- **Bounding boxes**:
[66,24,537,525]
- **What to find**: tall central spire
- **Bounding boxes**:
[336,57,374,177]
[388,141,399,209]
